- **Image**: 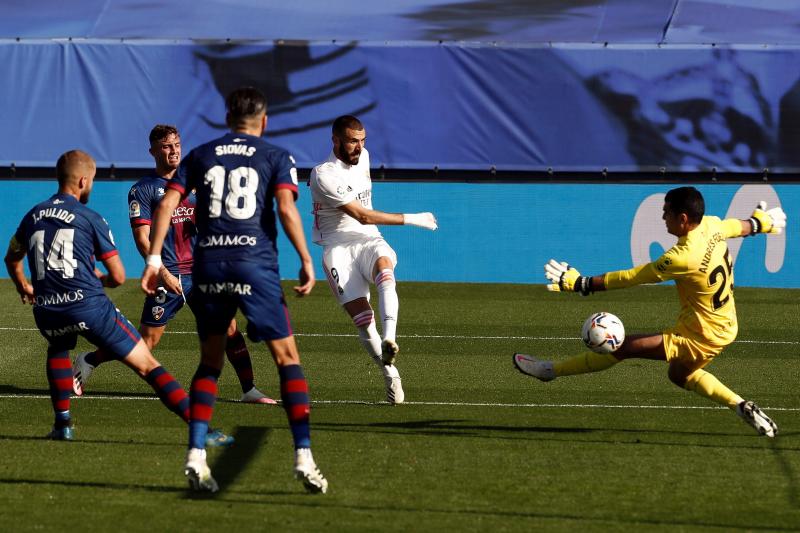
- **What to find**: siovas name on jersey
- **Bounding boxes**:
[197,282,252,295]
[215,145,256,157]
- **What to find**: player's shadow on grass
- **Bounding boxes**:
[0,384,51,395]
[0,477,186,493]
[312,419,800,449]
[313,418,593,439]
[184,425,272,499]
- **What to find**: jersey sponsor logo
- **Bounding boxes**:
[290,167,298,185]
[53,199,64,205]
[197,234,257,247]
[129,200,141,218]
[656,257,672,273]
[171,205,195,224]
[356,189,370,207]
[215,144,256,157]
[32,207,75,225]
[35,289,84,307]
[44,321,89,337]
[157,187,165,197]
[196,282,253,295]
[151,305,165,321]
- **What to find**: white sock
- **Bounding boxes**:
[354,311,383,366]
[375,269,398,341]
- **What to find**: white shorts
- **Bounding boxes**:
[322,237,397,305]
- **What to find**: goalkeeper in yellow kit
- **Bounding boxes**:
[513,186,786,437]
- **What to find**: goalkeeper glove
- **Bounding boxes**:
[544,259,593,295]
[403,212,438,230]
[749,201,786,235]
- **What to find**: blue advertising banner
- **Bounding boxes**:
[3,181,797,288]
[1,41,800,173]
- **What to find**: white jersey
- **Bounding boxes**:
[309,149,382,246]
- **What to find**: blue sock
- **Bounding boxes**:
[279,364,311,449]
[188,364,220,449]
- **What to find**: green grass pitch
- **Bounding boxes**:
[0,279,798,531]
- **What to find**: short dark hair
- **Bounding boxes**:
[332,115,364,137]
[226,87,267,121]
[149,124,179,145]
[664,186,705,223]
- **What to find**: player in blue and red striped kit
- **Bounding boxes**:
[4,150,231,444]
[142,87,327,493]
[71,125,274,405]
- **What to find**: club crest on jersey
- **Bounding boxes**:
[151,305,165,321]
[129,201,141,218]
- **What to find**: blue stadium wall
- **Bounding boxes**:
[3,181,797,288]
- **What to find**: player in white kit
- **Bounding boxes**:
[309,115,437,404]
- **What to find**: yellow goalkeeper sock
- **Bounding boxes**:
[553,352,619,377]
[684,369,744,409]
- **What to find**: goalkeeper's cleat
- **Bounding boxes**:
[240,386,277,405]
[205,428,234,448]
[513,353,556,382]
[185,448,219,493]
[294,448,328,494]
[383,365,405,405]
[381,339,400,366]
[736,401,778,438]
[71,352,94,396]
[46,424,74,441]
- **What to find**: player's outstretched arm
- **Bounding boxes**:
[543,259,605,295]
[141,188,181,295]
[4,236,34,304]
[747,201,787,236]
[338,200,437,230]
[276,188,315,296]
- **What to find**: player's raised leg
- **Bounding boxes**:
[373,258,400,365]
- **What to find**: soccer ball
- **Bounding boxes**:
[581,312,625,353]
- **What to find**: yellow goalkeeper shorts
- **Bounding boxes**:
[662,329,726,371]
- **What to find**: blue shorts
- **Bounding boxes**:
[33,296,141,358]
[190,261,292,342]
[139,274,194,327]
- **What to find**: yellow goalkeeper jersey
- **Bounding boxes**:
[605,216,743,346]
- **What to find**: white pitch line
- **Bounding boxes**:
[0,326,797,345]
[0,393,798,411]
